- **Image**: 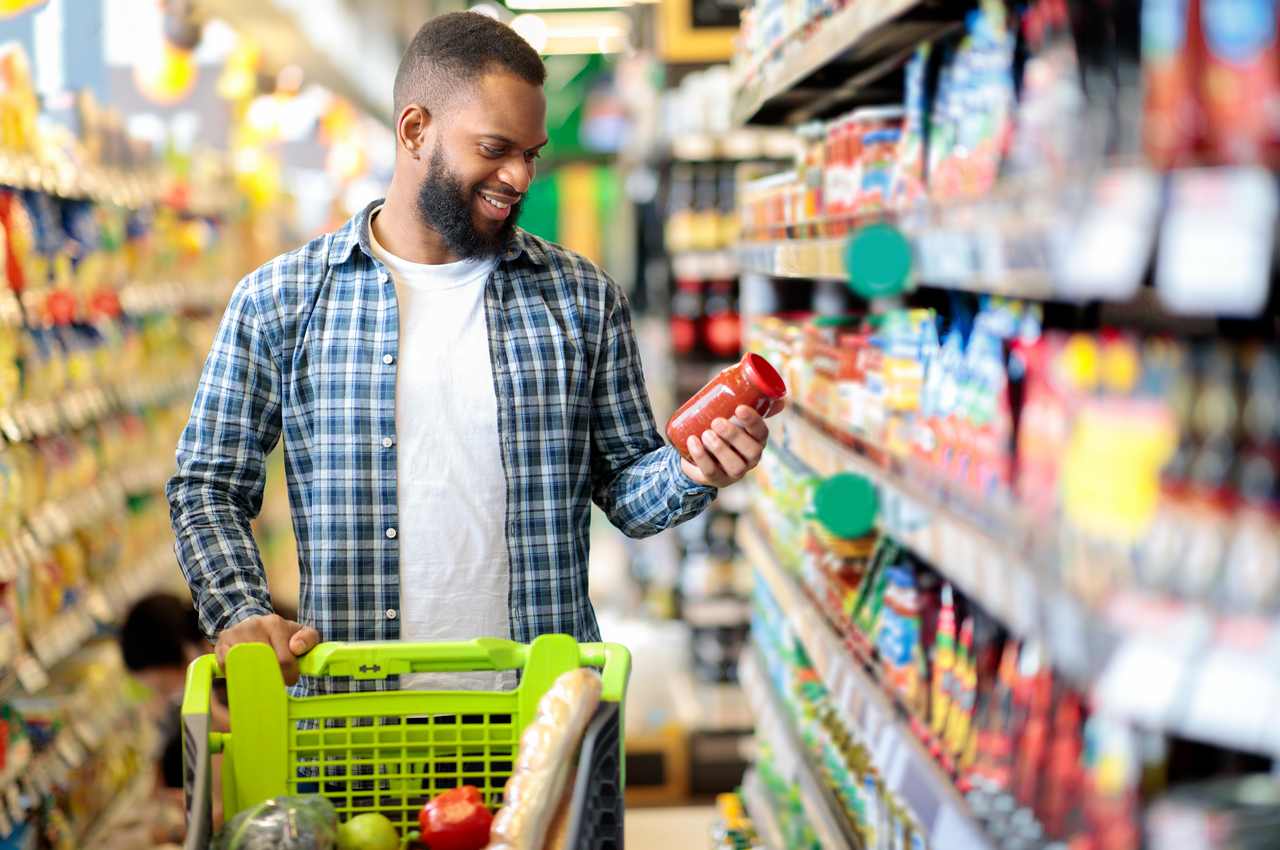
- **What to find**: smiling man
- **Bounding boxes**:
[168,12,775,692]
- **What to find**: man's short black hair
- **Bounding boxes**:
[393,12,546,118]
[119,593,205,672]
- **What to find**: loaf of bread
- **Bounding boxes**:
[486,668,602,850]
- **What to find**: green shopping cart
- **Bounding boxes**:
[182,634,631,850]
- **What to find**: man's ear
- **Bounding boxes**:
[398,104,431,161]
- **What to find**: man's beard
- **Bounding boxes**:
[415,143,522,260]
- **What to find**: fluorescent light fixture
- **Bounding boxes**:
[511,10,631,55]
[507,0,628,10]
[505,0,656,7]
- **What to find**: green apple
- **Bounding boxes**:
[337,813,401,850]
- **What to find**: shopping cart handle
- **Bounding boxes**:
[578,642,631,703]
[298,638,529,679]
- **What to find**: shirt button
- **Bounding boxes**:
[378,270,389,283]
[385,608,398,620]
[381,436,394,448]
[385,527,397,539]
[382,353,395,365]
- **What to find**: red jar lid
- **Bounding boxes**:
[743,353,786,399]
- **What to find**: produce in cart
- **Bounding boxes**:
[213,795,339,850]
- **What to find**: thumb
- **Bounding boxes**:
[681,457,708,486]
[288,624,320,656]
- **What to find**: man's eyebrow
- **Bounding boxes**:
[480,133,550,150]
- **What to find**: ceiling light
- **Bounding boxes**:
[512,11,631,55]
[506,0,628,10]
[510,13,549,52]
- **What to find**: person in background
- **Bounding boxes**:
[168,12,776,693]
[118,593,228,789]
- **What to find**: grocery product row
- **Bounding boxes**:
[741,305,1280,749]
[0,643,160,849]
[729,0,1278,313]
[740,473,1280,849]
[0,46,252,839]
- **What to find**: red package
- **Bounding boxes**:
[1200,0,1280,164]
[1143,0,1203,167]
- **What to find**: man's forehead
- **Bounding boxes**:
[451,72,546,137]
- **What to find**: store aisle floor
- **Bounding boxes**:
[627,806,718,848]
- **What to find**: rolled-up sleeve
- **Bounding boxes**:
[589,282,715,537]
[167,278,281,638]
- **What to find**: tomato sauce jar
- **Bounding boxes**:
[666,352,787,463]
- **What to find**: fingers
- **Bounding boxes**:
[732,405,770,441]
[687,435,726,486]
[214,613,319,687]
[289,625,321,656]
[698,427,748,479]
[713,416,766,469]
[680,456,710,487]
[269,627,302,686]
[215,637,230,672]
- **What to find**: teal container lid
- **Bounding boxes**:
[845,222,913,300]
[811,314,860,329]
[811,473,878,539]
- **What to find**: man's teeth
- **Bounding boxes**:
[481,195,511,209]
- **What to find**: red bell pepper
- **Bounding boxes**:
[418,785,493,850]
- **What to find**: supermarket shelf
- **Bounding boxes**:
[773,409,1095,667]
[741,768,786,850]
[671,250,738,281]
[5,542,178,698]
[740,647,864,850]
[0,150,162,209]
[737,239,846,281]
[740,519,993,850]
[773,407,1280,758]
[737,166,1277,318]
[0,455,173,588]
[733,0,957,127]
[670,130,798,162]
[0,367,201,445]
[78,769,155,848]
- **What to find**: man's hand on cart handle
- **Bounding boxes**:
[215,613,321,686]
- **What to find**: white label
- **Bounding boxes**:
[1094,638,1190,727]
[1157,168,1276,317]
[1057,167,1159,300]
[56,734,81,768]
[916,229,977,285]
[1183,648,1280,754]
[15,655,47,693]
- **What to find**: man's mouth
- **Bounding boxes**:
[477,190,520,220]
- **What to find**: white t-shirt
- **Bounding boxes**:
[369,210,513,691]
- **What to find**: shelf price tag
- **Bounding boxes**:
[914,229,977,286]
[56,733,83,769]
[1056,167,1159,301]
[14,654,47,695]
[1156,168,1277,317]
[4,783,20,821]
[85,590,112,624]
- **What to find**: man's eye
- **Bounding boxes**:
[525,150,542,162]
[481,145,504,157]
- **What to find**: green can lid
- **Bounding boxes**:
[812,473,878,539]
[845,222,913,299]
[811,314,859,329]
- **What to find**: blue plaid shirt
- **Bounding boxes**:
[168,200,715,687]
